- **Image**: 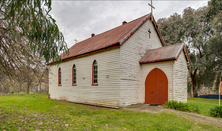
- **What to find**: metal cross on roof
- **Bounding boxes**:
[148,0,155,21]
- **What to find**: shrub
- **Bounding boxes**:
[209,106,222,118]
[165,101,200,114]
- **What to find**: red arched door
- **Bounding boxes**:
[145,68,168,104]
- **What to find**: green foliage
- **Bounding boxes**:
[0,0,68,66]
[205,0,222,75]
[205,0,222,21]
[165,101,200,113]
[209,106,222,118]
[157,2,220,96]
[188,98,219,116]
[157,13,184,45]
[0,94,221,130]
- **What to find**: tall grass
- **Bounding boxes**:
[165,101,200,113]
[210,106,222,118]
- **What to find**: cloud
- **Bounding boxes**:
[49,1,209,48]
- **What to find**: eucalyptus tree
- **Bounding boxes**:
[157,6,214,97]
[183,7,215,97]
[206,0,222,66]
[205,0,222,92]
[157,13,184,46]
[0,0,68,76]
[0,0,68,93]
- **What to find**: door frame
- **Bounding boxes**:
[145,68,168,104]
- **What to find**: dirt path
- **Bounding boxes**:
[164,109,222,125]
[122,104,222,125]
[122,103,165,113]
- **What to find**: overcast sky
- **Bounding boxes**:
[50,0,209,48]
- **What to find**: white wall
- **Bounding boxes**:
[49,47,120,108]
[174,52,188,102]
[119,19,163,107]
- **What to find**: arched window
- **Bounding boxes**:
[72,64,77,86]
[58,68,62,86]
[92,60,98,86]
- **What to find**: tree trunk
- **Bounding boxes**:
[39,83,42,94]
[191,69,198,97]
[0,84,3,95]
[20,84,22,92]
[26,57,30,94]
[27,87,29,94]
[27,82,30,94]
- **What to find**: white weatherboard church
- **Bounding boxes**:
[48,13,191,108]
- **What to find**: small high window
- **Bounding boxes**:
[72,64,77,86]
[58,68,62,86]
[92,60,98,86]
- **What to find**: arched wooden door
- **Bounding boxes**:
[145,68,168,104]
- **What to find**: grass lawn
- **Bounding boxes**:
[187,97,220,117]
[0,94,221,131]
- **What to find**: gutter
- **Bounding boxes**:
[139,57,177,65]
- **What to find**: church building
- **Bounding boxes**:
[48,13,191,108]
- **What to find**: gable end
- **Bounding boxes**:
[120,14,166,47]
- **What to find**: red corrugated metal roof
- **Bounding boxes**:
[140,43,191,66]
[49,13,166,65]
[61,14,151,59]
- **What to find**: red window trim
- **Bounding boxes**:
[72,64,77,86]
[92,60,98,86]
[58,68,62,86]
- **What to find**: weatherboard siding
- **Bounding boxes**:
[119,19,163,107]
[174,52,188,102]
[49,48,120,108]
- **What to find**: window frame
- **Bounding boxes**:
[72,64,77,86]
[58,68,62,86]
[92,60,98,86]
